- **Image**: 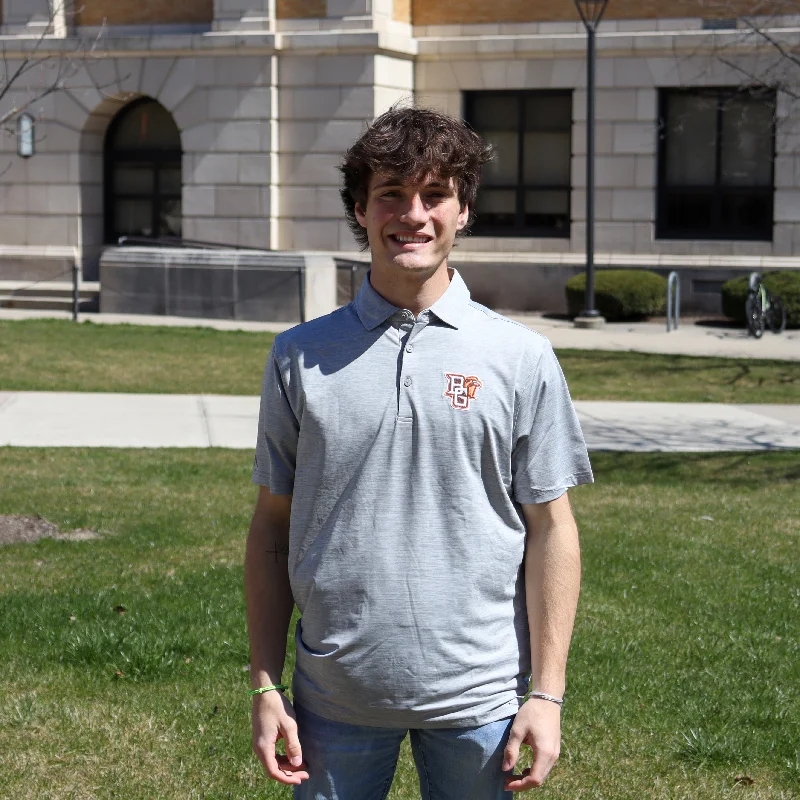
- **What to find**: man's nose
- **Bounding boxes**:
[399,192,428,224]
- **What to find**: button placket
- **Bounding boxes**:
[396,316,426,421]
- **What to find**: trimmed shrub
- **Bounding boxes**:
[721,271,800,329]
[565,269,667,321]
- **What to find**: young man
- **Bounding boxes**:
[245,105,593,799]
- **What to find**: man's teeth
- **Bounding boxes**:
[394,235,429,243]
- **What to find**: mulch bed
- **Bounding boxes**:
[0,515,99,545]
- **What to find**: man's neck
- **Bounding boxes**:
[368,263,452,316]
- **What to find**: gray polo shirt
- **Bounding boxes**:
[253,269,593,728]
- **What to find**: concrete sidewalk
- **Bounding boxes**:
[1,392,798,452]
[2,307,798,361]
[509,313,800,361]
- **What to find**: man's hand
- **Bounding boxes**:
[502,699,562,792]
[252,690,309,785]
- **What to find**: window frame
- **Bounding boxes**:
[656,87,776,242]
[103,97,183,244]
[463,89,573,239]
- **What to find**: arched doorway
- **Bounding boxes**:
[104,97,182,243]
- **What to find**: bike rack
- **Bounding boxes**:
[666,271,680,332]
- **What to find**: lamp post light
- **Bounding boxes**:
[574,0,609,328]
[17,113,35,158]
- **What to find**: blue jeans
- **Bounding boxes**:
[293,704,514,800]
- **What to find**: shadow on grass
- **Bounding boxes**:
[559,349,798,375]
[586,451,800,487]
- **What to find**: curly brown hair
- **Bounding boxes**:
[339,104,493,250]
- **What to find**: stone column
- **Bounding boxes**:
[303,255,337,320]
[52,0,72,37]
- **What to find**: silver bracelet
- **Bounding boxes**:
[526,690,564,707]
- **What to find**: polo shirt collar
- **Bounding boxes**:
[428,269,470,329]
[354,271,399,331]
[354,268,471,331]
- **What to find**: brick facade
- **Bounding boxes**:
[276,0,326,18]
[411,0,754,26]
[76,0,212,26]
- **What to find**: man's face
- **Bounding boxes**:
[354,173,469,278]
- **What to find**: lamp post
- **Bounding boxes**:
[574,0,609,328]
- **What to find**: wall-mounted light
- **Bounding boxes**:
[17,113,35,158]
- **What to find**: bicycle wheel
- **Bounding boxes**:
[745,290,764,338]
[766,295,787,333]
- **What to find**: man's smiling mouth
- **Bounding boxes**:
[390,234,432,244]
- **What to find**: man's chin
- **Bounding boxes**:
[387,254,447,274]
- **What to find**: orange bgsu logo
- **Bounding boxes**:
[444,373,483,411]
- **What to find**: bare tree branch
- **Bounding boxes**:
[0,1,111,140]
[694,0,800,92]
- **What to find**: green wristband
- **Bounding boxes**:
[248,684,289,696]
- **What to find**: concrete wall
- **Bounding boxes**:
[0,49,279,280]
[99,247,336,322]
[276,51,413,251]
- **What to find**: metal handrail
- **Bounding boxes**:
[666,271,680,332]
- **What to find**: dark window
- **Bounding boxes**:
[464,91,572,237]
[104,98,182,243]
[657,88,775,241]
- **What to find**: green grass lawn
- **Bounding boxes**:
[1,318,798,402]
[0,449,797,799]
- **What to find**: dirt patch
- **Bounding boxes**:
[0,515,100,546]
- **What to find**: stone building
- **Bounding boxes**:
[0,0,798,317]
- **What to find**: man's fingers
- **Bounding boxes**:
[501,726,523,772]
[504,771,549,792]
[275,753,310,783]
[282,717,304,767]
[505,767,540,792]
[254,724,307,786]
[504,747,560,792]
[255,739,308,785]
[254,732,281,780]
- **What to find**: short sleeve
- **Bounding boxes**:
[252,343,299,493]
[511,342,593,504]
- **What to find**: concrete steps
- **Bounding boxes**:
[0,281,100,313]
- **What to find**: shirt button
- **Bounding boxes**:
[406,344,414,353]
[403,377,412,387]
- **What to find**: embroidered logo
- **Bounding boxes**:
[443,373,483,411]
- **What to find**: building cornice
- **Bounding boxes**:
[0,28,417,59]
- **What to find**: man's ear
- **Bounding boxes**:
[354,202,368,228]
[457,204,469,231]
